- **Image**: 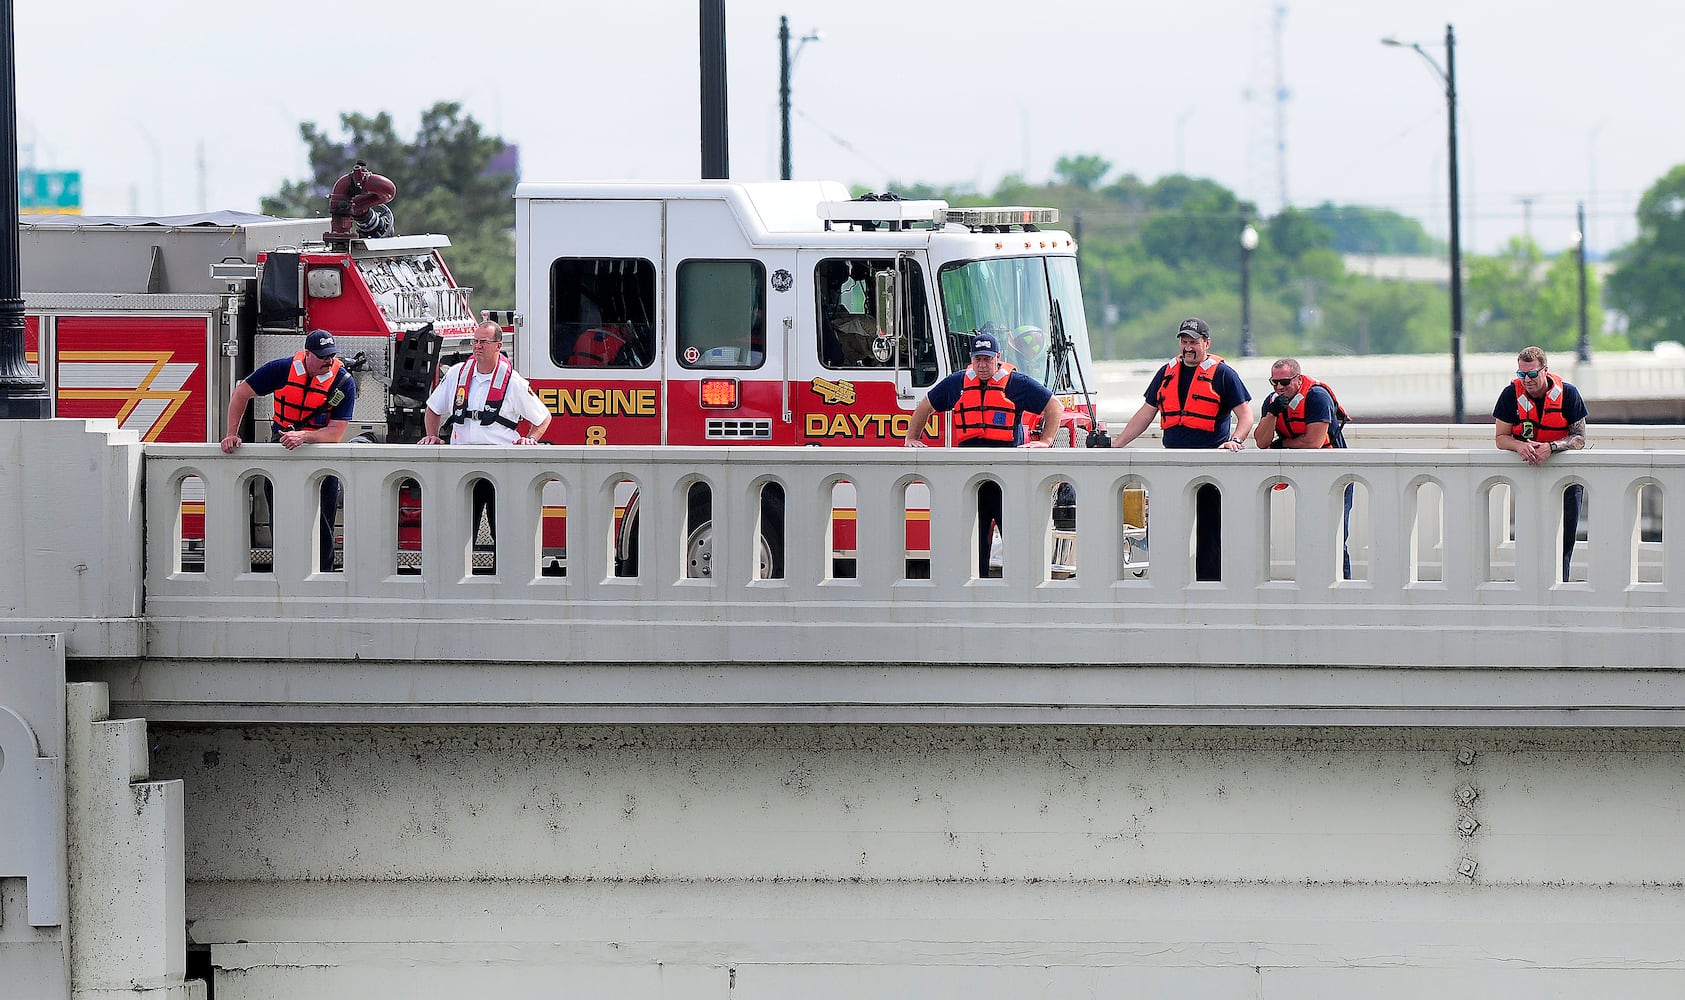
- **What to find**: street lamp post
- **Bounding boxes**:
[1,0,52,419]
[1384,23,1464,422]
[1575,200,1591,364]
[778,16,821,181]
[1240,223,1259,358]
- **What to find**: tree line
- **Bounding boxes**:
[263,105,1683,360]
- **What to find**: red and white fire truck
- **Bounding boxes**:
[511,180,1099,573]
[20,178,1101,576]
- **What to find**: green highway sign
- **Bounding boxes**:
[19,169,82,214]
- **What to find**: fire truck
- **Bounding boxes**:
[19,207,480,569]
[20,179,1102,577]
[512,180,1100,575]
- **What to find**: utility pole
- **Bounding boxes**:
[778,16,820,181]
[1,0,52,419]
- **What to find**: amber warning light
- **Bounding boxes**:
[699,378,740,409]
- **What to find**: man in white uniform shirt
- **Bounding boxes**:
[420,321,553,570]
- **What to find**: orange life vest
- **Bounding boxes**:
[1511,374,1570,442]
[1157,354,1225,432]
[954,368,1020,445]
[568,324,629,366]
[1277,375,1348,448]
[271,351,344,431]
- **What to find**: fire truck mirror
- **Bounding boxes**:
[874,269,900,345]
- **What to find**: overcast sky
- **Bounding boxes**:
[16,1,1679,256]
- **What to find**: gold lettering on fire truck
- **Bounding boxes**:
[809,377,856,406]
[541,387,658,417]
[804,413,939,440]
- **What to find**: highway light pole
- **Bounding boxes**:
[1384,24,1464,422]
[1575,201,1591,364]
[778,16,821,180]
[1240,223,1259,358]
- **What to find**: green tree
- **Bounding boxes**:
[1303,202,1439,255]
[262,103,517,309]
[1465,237,1596,355]
[1053,154,1112,191]
[1606,164,1685,348]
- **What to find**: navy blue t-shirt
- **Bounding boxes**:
[245,356,358,432]
[1144,359,1250,449]
[926,367,1054,446]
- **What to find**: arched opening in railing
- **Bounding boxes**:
[1266,478,1294,582]
[176,473,205,575]
[1119,478,1149,580]
[973,476,1004,580]
[755,480,786,581]
[1636,481,1663,585]
[539,478,567,578]
[683,480,713,579]
[1482,480,1516,584]
[1408,479,1444,583]
[1191,480,1221,583]
[612,477,641,579]
[1560,481,1588,584]
[243,473,273,574]
[394,476,421,576]
[307,472,345,575]
[466,476,496,576]
[827,480,856,580]
[1338,479,1365,582]
[904,479,931,580]
[1048,479,1077,581]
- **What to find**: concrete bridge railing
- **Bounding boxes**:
[137,441,1682,672]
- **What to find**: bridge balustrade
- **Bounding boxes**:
[140,444,1682,675]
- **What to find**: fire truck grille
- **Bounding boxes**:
[705,419,773,440]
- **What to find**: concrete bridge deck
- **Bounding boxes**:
[5,418,1685,998]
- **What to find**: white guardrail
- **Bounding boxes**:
[1093,347,1685,423]
[141,437,1685,673]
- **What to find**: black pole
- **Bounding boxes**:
[1444,23,1465,423]
[778,16,792,180]
[1576,200,1591,364]
[699,0,730,180]
[0,0,50,419]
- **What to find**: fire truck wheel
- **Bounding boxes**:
[682,486,785,580]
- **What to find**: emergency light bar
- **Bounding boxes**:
[817,200,949,225]
[935,206,1060,228]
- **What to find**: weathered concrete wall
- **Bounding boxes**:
[155,724,1685,997]
[0,420,144,658]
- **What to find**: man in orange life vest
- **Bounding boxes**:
[419,320,553,571]
[905,329,1064,577]
[221,329,358,571]
[1103,317,1253,582]
[1254,357,1354,578]
[1494,345,1589,580]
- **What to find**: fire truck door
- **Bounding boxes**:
[521,198,665,445]
[795,250,918,447]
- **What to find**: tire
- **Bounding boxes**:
[683,484,784,580]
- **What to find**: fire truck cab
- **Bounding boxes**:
[514,181,1098,448]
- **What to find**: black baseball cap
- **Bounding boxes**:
[304,329,338,358]
[1176,317,1210,340]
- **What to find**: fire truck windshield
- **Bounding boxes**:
[937,255,1092,391]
